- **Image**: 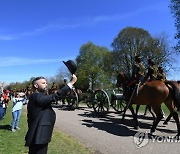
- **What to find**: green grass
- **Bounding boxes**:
[0,101,93,154]
[134,103,171,115]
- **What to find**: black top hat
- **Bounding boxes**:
[63,60,77,74]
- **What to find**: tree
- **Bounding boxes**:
[76,42,112,90]
[170,0,180,51]
[6,80,31,92]
[111,27,170,77]
[49,67,70,88]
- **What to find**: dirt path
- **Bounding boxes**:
[53,105,180,154]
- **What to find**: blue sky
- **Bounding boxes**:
[0,0,179,83]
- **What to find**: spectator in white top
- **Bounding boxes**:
[11,93,26,132]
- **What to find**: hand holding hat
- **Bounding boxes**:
[63,60,78,88]
[69,74,77,85]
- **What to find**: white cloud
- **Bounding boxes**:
[0,35,14,41]
[0,57,74,67]
[0,2,167,41]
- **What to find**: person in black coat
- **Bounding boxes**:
[25,74,77,154]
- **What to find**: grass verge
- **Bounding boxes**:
[134,103,171,115]
[0,101,92,154]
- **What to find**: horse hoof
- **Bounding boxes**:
[163,122,168,125]
[150,128,155,133]
[174,134,180,140]
[134,126,139,130]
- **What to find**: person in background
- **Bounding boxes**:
[25,74,77,154]
[2,90,10,115]
[60,79,67,105]
[11,92,26,132]
[157,66,166,81]
[144,58,158,81]
[0,94,5,120]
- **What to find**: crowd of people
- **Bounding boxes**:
[0,90,11,120]
[0,89,27,127]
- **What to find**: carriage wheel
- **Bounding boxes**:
[111,99,126,113]
[110,89,126,113]
[93,89,110,115]
[86,90,95,108]
[86,101,93,108]
[66,89,79,110]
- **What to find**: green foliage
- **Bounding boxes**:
[170,0,180,51]
[6,80,32,92]
[76,42,113,90]
[111,27,170,77]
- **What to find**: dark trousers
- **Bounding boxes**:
[29,143,48,154]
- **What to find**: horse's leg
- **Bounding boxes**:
[172,111,180,136]
[121,103,139,129]
[129,104,139,129]
[164,98,180,136]
[148,106,156,122]
[166,109,180,136]
[135,105,140,116]
[150,105,163,133]
[122,104,133,121]
[122,103,128,121]
[144,105,148,115]
[160,107,166,118]
[163,113,173,125]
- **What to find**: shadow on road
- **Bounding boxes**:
[78,107,177,137]
[81,118,138,137]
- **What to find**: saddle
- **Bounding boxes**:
[126,80,143,98]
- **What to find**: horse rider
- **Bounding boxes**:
[157,66,166,82]
[132,55,146,83]
[50,82,58,105]
[50,82,58,93]
[144,60,165,118]
[126,55,145,100]
[131,55,146,114]
[26,84,32,99]
[63,79,67,87]
[144,58,158,81]
[144,58,158,115]
[60,79,67,105]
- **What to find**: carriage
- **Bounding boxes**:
[92,88,126,115]
[65,88,95,110]
[66,86,126,114]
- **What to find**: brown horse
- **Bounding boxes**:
[117,72,180,136]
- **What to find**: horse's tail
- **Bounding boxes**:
[165,81,180,110]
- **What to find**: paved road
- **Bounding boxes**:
[53,104,180,154]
